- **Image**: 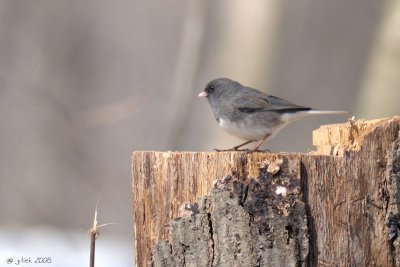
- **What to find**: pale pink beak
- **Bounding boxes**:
[198,91,208,97]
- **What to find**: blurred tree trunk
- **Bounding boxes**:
[356,0,400,118]
[166,0,208,149]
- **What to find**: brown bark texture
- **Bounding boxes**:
[131,116,400,267]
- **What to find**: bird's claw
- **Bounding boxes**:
[213,148,270,153]
[213,148,238,152]
[213,148,248,152]
[241,148,271,154]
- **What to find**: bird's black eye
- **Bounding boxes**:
[207,85,214,93]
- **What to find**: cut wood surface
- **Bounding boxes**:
[132,116,400,267]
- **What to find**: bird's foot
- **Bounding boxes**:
[244,148,271,153]
[213,148,249,152]
[213,147,271,153]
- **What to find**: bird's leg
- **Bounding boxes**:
[253,134,271,151]
[233,140,254,150]
[214,140,255,152]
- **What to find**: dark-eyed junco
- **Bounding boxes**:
[198,78,349,151]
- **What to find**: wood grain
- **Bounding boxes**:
[132,116,400,267]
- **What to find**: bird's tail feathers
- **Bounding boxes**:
[307,110,350,115]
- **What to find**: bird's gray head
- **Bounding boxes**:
[198,78,241,106]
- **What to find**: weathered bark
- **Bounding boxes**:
[132,116,400,267]
[152,158,308,267]
[305,117,400,266]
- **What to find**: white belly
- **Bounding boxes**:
[219,118,287,141]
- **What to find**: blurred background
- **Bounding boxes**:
[1,0,399,266]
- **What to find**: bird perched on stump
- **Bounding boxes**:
[198,78,348,151]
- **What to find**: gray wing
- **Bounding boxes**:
[234,87,311,114]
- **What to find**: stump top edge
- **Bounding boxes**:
[314,115,400,131]
[312,115,400,155]
[131,151,307,156]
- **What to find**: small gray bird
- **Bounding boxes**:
[198,78,348,151]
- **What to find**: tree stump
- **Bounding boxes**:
[132,116,400,267]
